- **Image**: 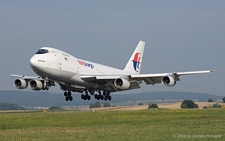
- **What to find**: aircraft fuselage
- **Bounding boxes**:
[30,47,129,89]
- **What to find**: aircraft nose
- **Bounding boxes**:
[30,56,38,67]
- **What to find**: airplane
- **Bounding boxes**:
[11,41,215,101]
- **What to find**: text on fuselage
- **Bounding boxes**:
[77,60,94,69]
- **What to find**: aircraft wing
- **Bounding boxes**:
[10,74,42,80]
[130,70,215,85]
[81,70,215,91]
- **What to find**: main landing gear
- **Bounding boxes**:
[81,90,91,100]
[81,90,112,101]
[63,90,112,102]
[64,91,73,101]
[94,91,111,101]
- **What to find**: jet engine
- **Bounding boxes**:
[161,75,176,87]
[14,79,28,89]
[29,80,43,91]
[114,78,130,90]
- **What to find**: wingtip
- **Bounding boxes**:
[210,70,216,72]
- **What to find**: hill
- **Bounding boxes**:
[0,90,222,107]
[0,102,26,110]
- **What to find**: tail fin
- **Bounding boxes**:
[124,41,145,74]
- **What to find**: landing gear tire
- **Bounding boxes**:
[81,89,92,100]
[103,91,106,96]
[81,94,84,99]
[68,91,71,96]
[96,94,100,100]
[108,96,112,101]
[64,91,73,101]
[101,95,104,100]
[83,95,91,100]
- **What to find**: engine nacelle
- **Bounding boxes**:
[161,75,176,87]
[114,78,130,90]
[29,80,43,91]
[14,79,28,89]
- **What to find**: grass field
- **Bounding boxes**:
[0,109,224,141]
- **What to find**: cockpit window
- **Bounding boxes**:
[36,49,49,54]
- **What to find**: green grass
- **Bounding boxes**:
[0,109,224,141]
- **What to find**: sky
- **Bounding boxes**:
[0,1,224,96]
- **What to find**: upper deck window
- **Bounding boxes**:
[36,49,49,54]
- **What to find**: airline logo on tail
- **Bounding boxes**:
[132,52,141,72]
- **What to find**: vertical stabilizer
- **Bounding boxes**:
[124,41,145,74]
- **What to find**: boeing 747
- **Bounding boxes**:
[11,41,214,101]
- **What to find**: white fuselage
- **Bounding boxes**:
[29,47,129,89]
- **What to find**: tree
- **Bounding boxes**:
[89,103,95,108]
[95,102,101,108]
[148,103,158,108]
[103,102,111,107]
[180,103,188,108]
[222,97,225,103]
[181,100,198,108]
[194,104,199,108]
[208,98,213,102]
[138,103,143,105]
[213,103,221,108]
